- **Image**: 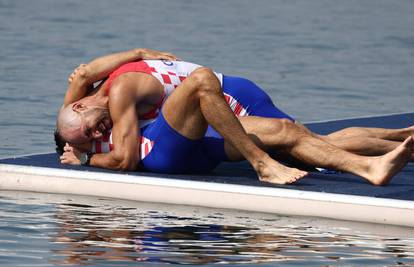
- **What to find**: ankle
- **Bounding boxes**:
[250,152,272,170]
[363,156,380,176]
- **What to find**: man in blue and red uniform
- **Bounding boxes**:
[56,48,413,186]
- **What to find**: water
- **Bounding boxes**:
[0,0,413,266]
[1,191,414,266]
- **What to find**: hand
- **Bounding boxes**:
[138,48,181,61]
[68,64,87,84]
[60,143,84,165]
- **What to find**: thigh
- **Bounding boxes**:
[224,116,305,161]
[161,68,221,140]
[204,116,299,162]
[141,112,220,173]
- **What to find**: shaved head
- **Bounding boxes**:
[56,98,111,145]
[57,105,85,144]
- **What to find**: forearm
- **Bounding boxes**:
[63,48,179,107]
[82,48,143,83]
[76,47,179,84]
[89,151,139,171]
[63,48,143,107]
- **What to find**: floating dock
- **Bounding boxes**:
[1,113,413,227]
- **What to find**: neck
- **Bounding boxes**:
[87,79,109,97]
[83,94,109,108]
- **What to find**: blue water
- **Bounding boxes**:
[0,0,414,266]
[1,191,414,266]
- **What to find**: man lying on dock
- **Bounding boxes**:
[55,48,414,186]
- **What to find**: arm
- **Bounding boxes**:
[63,48,180,108]
[87,82,141,170]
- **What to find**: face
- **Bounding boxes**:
[57,101,112,145]
[76,104,112,143]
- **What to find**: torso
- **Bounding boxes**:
[103,60,223,128]
[91,60,223,159]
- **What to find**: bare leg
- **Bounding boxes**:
[322,136,407,155]
[161,68,308,184]
[296,122,414,160]
[325,126,414,142]
[225,116,413,185]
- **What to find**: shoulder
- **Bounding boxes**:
[110,72,162,100]
[108,77,138,107]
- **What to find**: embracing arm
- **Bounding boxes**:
[63,48,180,108]
[86,83,141,170]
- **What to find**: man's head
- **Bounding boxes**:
[56,96,111,144]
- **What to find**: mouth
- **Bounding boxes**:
[98,122,106,133]
[98,118,112,133]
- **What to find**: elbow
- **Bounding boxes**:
[73,64,93,84]
[118,160,138,171]
[113,153,138,171]
[133,48,143,58]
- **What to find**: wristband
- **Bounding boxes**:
[80,153,92,166]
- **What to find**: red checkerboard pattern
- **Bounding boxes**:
[93,132,154,160]
[148,66,187,96]
[93,60,242,160]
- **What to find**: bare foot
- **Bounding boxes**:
[254,155,308,184]
[366,136,413,186]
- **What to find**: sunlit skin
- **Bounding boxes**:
[58,102,112,144]
[57,48,309,183]
[56,48,413,185]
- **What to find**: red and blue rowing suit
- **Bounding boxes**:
[92,60,294,173]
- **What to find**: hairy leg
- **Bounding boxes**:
[225,116,413,185]
[296,122,414,160]
[325,126,414,142]
[162,68,307,184]
[320,136,409,157]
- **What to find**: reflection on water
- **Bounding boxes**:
[0,192,414,266]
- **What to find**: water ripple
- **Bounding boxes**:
[1,192,414,266]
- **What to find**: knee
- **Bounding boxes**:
[270,118,309,144]
[190,67,221,97]
[276,118,299,132]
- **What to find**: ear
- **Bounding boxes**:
[72,102,87,112]
[92,130,103,139]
